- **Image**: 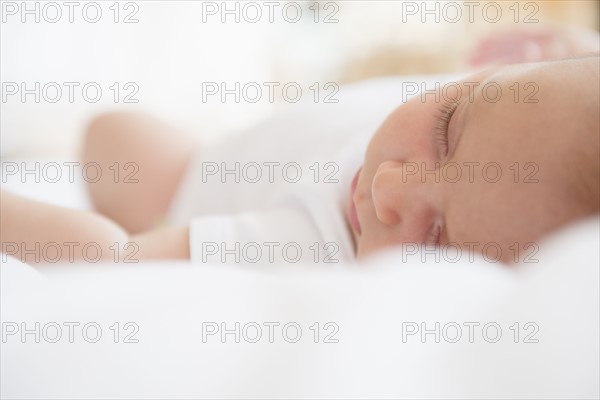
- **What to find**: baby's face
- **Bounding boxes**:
[349,57,599,262]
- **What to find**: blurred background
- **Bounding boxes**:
[1,0,599,156]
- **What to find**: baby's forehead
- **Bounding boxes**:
[450,63,594,166]
[463,60,594,126]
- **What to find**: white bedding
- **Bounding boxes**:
[1,216,598,399]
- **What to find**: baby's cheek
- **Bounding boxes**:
[443,184,498,246]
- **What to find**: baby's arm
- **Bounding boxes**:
[1,190,189,264]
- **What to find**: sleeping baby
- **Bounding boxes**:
[1,26,599,265]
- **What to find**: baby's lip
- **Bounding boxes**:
[349,167,362,235]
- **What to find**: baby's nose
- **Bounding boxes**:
[371,160,436,227]
[371,161,404,225]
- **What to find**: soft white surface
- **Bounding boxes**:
[1,217,599,399]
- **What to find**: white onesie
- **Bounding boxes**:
[166,76,451,265]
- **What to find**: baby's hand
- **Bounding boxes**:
[468,25,600,67]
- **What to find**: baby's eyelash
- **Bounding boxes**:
[434,101,459,157]
[425,222,443,246]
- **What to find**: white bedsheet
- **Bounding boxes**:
[1,216,598,399]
